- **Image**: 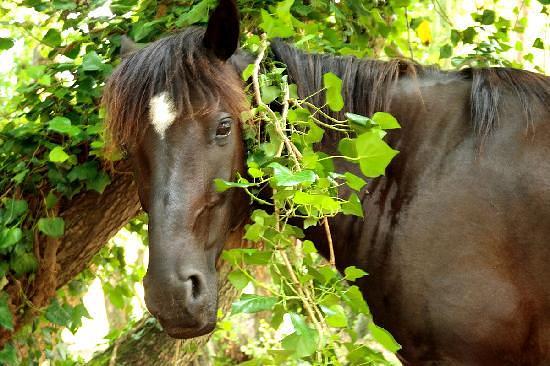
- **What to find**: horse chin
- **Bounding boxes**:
[162,322,216,339]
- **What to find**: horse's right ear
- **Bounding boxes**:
[120,36,139,58]
[203,0,239,61]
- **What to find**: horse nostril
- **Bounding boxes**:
[179,272,205,301]
[189,275,201,300]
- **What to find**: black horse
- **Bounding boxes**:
[103,0,550,364]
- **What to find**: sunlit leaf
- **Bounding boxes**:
[231,294,277,314]
[323,72,344,112]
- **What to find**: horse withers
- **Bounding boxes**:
[103,0,550,364]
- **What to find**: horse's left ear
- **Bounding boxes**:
[203,0,240,61]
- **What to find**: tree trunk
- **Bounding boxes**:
[87,260,238,366]
[1,159,141,347]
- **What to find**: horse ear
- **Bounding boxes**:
[120,36,139,58]
[203,0,240,61]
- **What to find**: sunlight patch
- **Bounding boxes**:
[149,92,176,139]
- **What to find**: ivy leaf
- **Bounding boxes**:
[82,51,105,71]
[338,138,358,159]
[10,252,37,276]
[37,217,65,238]
[0,228,23,250]
[344,266,368,281]
[0,343,18,365]
[48,116,81,137]
[281,313,319,358]
[323,72,344,112]
[48,146,70,163]
[342,193,364,218]
[86,171,111,193]
[479,9,495,25]
[355,130,399,178]
[45,298,72,327]
[268,163,316,187]
[0,38,14,51]
[322,304,348,328]
[440,44,453,59]
[231,294,277,314]
[261,85,280,104]
[228,270,250,290]
[43,29,61,47]
[0,295,13,331]
[344,172,367,191]
[368,321,401,353]
[533,38,544,49]
[213,178,253,192]
[2,199,28,224]
[371,112,401,130]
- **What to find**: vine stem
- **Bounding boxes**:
[323,218,335,266]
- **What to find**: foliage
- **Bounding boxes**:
[0,0,547,364]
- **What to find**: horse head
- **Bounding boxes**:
[104,0,247,338]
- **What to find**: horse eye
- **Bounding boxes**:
[215,118,232,138]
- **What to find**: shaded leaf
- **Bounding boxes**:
[37,217,65,238]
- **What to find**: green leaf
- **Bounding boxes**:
[533,38,544,49]
[2,198,28,224]
[48,116,81,137]
[0,228,23,250]
[0,295,13,331]
[343,286,370,315]
[45,298,72,326]
[43,29,61,47]
[45,191,59,209]
[261,85,280,104]
[323,72,344,112]
[82,51,105,71]
[0,343,18,365]
[281,313,319,358]
[67,162,98,182]
[242,63,255,80]
[440,44,453,59]
[356,130,399,178]
[213,178,253,192]
[479,9,495,25]
[371,112,400,129]
[268,163,316,187]
[86,171,111,193]
[231,294,277,314]
[537,0,550,4]
[344,266,368,281]
[302,240,317,254]
[228,270,249,290]
[48,146,70,163]
[342,193,364,218]
[338,138,358,159]
[368,321,401,353]
[346,112,372,127]
[322,304,348,328]
[10,252,37,276]
[37,217,65,238]
[0,38,14,51]
[344,172,367,191]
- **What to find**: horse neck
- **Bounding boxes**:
[271,42,471,269]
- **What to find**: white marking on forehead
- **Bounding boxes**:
[149,92,176,139]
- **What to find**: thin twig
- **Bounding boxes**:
[323,218,335,267]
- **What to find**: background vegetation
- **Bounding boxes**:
[0,0,547,364]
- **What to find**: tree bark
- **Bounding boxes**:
[87,260,238,366]
[1,159,141,347]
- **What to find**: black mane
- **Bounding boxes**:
[271,41,550,143]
